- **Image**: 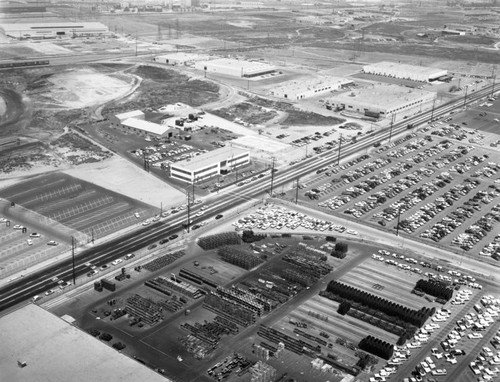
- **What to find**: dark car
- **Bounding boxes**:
[192,224,201,230]
[159,238,169,245]
[215,214,223,220]
[168,234,178,240]
[147,244,157,250]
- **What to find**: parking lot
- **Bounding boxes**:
[296,127,500,263]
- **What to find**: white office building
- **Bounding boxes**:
[170,147,250,182]
[270,77,354,100]
[194,58,276,78]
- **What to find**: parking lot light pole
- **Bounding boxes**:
[396,207,402,237]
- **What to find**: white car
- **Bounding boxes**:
[45,289,55,296]
[31,295,42,303]
[13,224,23,230]
[47,240,59,246]
[30,232,41,238]
[27,239,33,246]
[111,259,123,266]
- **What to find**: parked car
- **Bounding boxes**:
[87,270,99,277]
[45,289,55,296]
[215,214,224,220]
[29,232,41,238]
[169,234,179,240]
[47,241,59,246]
[111,259,123,266]
[124,253,135,260]
[99,264,109,271]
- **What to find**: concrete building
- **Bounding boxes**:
[363,61,447,83]
[170,147,249,182]
[109,110,176,138]
[194,58,276,78]
[270,77,354,100]
[249,361,276,382]
[0,22,109,39]
[326,84,436,119]
[153,53,209,66]
[0,304,169,382]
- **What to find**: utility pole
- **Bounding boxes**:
[430,98,436,122]
[270,157,276,196]
[389,113,396,142]
[91,228,94,244]
[337,133,342,165]
[295,177,300,204]
[396,207,402,237]
[491,69,496,98]
[143,151,150,172]
[71,237,76,285]
[135,30,138,56]
[464,86,468,107]
[186,189,193,233]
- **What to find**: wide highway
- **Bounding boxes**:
[0,82,496,312]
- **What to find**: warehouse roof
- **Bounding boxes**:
[122,118,170,136]
[272,76,353,93]
[0,22,108,32]
[328,84,435,109]
[172,146,248,171]
[0,304,169,382]
[115,110,144,121]
[154,53,209,62]
[202,58,275,73]
[364,61,447,78]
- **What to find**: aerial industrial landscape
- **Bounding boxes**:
[0,1,499,382]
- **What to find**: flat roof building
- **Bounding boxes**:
[170,146,249,182]
[109,110,176,138]
[0,22,109,39]
[153,53,209,66]
[327,84,436,119]
[0,304,169,382]
[270,77,354,100]
[194,58,276,78]
[363,61,447,83]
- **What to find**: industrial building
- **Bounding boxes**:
[270,77,354,100]
[0,304,168,382]
[0,22,109,39]
[249,361,276,382]
[362,61,448,83]
[109,110,176,138]
[153,53,209,66]
[326,84,436,119]
[169,147,249,183]
[194,58,276,78]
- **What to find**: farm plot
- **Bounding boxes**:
[338,260,428,310]
[0,172,156,239]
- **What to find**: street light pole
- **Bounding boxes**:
[337,133,342,165]
[396,207,402,237]
[430,98,436,122]
[464,86,468,108]
[71,237,76,285]
[270,157,276,196]
[389,113,396,142]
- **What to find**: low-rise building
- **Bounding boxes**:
[194,58,276,78]
[170,146,249,182]
[270,77,354,100]
[363,61,447,83]
[0,22,109,39]
[109,110,176,138]
[153,53,209,66]
[326,84,436,120]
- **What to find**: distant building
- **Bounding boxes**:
[270,77,354,100]
[326,84,436,119]
[153,53,209,66]
[0,22,109,39]
[170,147,249,182]
[194,58,276,78]
[109,110,176,138]
[363,61,447,83]
[441,29,465,36]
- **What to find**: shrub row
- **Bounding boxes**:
[415,279,453,301]
[358,335,394,360]
[242,230,266,243]
[197,232,241,250]
[325,280,434,327]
